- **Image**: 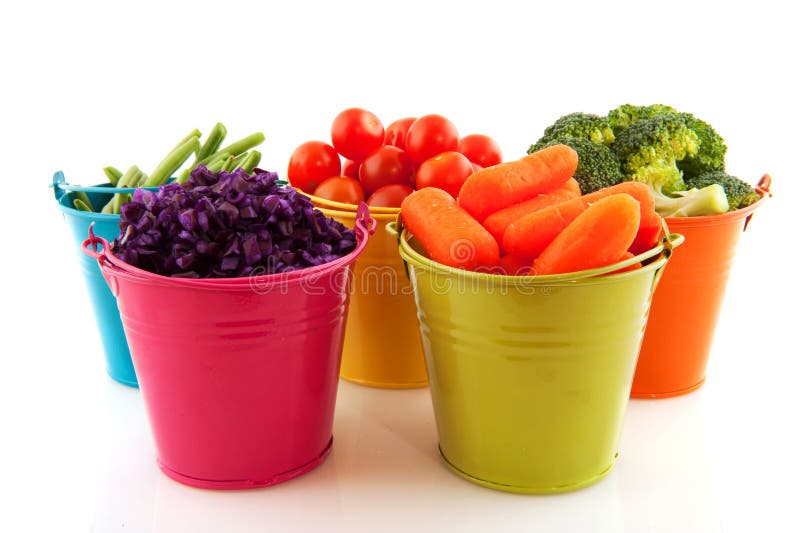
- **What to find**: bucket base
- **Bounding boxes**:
[439,446,616,494]
[107,371,138,388]
[630,377,706,399]
[340,375,428,389]
[157,437,333,490]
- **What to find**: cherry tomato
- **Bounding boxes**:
[405,114,459,164]
[415,151,474,198]
[342,159,359,179]
[471,162,483,173]
[366,184,415,208]
[358,145,415,196]
[287,140,341,193]
[313,176,365,205]
[384,117,417,150]
[331,108,384,162]
[458,134,503,168]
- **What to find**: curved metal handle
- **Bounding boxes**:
[80,223,112,262]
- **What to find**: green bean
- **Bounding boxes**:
[144,136,200,187]
[236,150,261,174]
[219,155,237,173]
[73,191,94,212]
[103,166,122,185]
[171,129,201,152]
[197,123,227,161]
[197,132,265,167]
[73,198,93,212]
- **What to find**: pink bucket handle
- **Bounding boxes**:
[81,223,112,263]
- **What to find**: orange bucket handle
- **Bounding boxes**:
[744,174,773,233]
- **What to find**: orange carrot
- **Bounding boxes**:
[482,178,581,243]
[401,187,500,271]
[458,144,578,222]
[504,181,657,258]
[607,251,642,275]
[531,194,640,275]
[498,254,533,276]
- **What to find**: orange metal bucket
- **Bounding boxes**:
[315,198,427,388]
[631,175,772,398]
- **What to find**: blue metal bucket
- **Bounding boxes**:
[53,171,139,387]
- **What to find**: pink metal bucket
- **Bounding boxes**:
[82,205,375,489]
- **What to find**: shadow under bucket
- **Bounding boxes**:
[631,175,772,398]
[53,172,138,387]
[393,222,682,493]
[82,205,375,489]
[309,192,428,389]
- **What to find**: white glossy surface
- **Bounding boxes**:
[2,1,798,531]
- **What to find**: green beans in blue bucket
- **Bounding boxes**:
[113,166,356,278]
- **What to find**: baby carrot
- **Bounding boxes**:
[458,144,578,222]
[607,251,642,275]
[482,178,581,244]
[498,254,533,276]
[531,194,640,275]
[504,181,656,258]
[401,187,500,271]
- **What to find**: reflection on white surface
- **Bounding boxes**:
[618,391,717,533]
[89,380,633,533]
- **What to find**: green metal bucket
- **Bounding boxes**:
[391,221,682,493]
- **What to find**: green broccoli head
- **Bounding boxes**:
[684,170,759,210]
[676,113,727,177]
[532,112,615,149]
[653,183,730,217]
[528,138,622,194]
[607,104,677,135]
[612,114,700,195]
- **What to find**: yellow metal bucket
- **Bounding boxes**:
[393,222,682,493]
[316,203,427,388]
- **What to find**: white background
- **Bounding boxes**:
[2,1,799,532]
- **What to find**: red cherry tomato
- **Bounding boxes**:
[342,159,359,179]
[366,184,415,208]
[313,176,365,204]
[415,151,474,198]
[287,141,341,193]
[358,145,415,196]
[384,117,417,150]
[331,108,384,162]
[458,134,503,168]
[404,114,460,164]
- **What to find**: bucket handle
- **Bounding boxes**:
[649,219,684,295]
[743,173,773,233]
[385,215,411,280]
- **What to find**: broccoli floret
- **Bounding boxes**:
[532,112,615,150]
[684,170,759,210]
[676,113,727,177]
[653,184,730,217]
[529,138,623,194]
[612,114,700,195]
[607,104,677,135]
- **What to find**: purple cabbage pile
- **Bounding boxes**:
[113,166,356,278]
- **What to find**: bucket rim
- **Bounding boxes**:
[300,190,400,215]
[393,222,682,286]
[83,203,376,290]
[318,205,398,221]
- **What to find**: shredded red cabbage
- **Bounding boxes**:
[113,166,356,278]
